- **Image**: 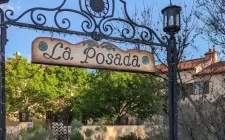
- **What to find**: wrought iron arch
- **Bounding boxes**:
[0,0,171,139]
[3,0,169,46]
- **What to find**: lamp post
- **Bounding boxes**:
[162,5,182,140]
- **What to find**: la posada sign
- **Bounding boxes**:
[31,37,156,73]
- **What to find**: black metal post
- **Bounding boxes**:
[0,8,6,140]
[168,34,178,140]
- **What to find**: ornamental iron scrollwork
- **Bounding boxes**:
[46,112,69,140]
[84,0,111,18]
[3,0,169,47]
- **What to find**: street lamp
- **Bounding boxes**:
[162,5,182,34]
[162,4,182,140]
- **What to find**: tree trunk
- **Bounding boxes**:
[116,116,123,125]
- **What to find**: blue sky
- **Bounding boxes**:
[0,0,219,62]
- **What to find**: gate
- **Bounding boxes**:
[0,0,181,140]
[46,111,69,140]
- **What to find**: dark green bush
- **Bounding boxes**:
[69,118,84,140]
[70,132,84,140]
[117,132,142,140]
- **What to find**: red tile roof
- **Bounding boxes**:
[156,58,209,73]
[194,61,225,76]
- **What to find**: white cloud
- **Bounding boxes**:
[0,1,21,11]
[15,5,21,11]
[0,4,14,11]
[14,1,21,11]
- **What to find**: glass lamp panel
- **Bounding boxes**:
[168,10,175,26]
[176,12,180,26]
[164,11,168,28]
[168,15,174,26]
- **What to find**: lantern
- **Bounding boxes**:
[162,5,181,34]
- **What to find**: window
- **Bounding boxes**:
[194,82,209,94]
[192,81,209,95]
[182,81,209,95]
[183,83,194,95]
[187,83,194,95]
[194,82,204,94]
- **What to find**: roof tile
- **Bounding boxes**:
[195,61,225,75]
[156,58,209,73]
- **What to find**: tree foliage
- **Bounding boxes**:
[6,54,90,119]
[6,54,46,118]
[76,70,162,124]
[6,54,161,124]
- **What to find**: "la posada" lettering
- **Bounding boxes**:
[80,48,141,67]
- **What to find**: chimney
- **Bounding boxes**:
[204,48,218,63]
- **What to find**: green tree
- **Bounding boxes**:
[6,54,46,119]
[41,66,88,112]
[6,54,90,120]
[77,70,162,125]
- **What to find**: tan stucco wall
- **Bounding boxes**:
[7,124,147,140]
[177,69,225,103]
[7,122,33,133]
[6,117,46,126]
[79,125,146,140]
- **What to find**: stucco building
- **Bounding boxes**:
[156,48,225,105]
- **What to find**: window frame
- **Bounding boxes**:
[181,81,210,96]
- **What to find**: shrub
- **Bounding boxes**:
[84,128,94,140]
[69,118,84,140]
[70,132,84,140]
[94,126,107,140]
[70,118,83,134]
[144,116,168,140]
[117,132,142,140]
[6,132,20,140]
[21,126,55,140]
[7,125,55,140]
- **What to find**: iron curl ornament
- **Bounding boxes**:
[3,0,169,47]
